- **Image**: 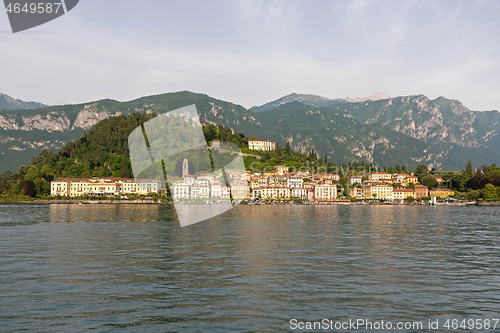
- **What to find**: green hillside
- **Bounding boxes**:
[0,113,255,198]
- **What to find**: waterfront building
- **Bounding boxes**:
[220,186,231,199]
[69,179,90,197]
[430,188,454,198]
[252,187,263,199]
[314,184,337,200]
[51,179,72,197]
[363,182,393,200]
[261,186,291,200]
[172,182,190,199]
[393,188,416,200]
[51,178,160,197]
[133,179,160,195]
[210,183,222,198]
[414,184,429,199]
[307,189,315,201]
[230,182,251,199]
[261,186,274,200]
[291,188,307,199]
[190,185,201,199]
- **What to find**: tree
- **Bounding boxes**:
[406,196,415,202]
[465,161,473,179]
[421,174,437,189]
[414,164,429,182]
[483,183,497,200]
[466,190,480,201]
[22,180,37,197]
[285,141,291,155]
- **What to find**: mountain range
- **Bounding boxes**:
[0,91,498,172]
[0,93,47,111]
[249,92,393,112]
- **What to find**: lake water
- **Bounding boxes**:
[1,204,499,332]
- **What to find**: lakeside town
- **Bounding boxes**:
[48,139,455,204]
[49,167,451,203]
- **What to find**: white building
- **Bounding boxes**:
[211,183,222,198]
[248,139,276,151]
[183,175,195,185]
[220,186,231,199]
[287,176,303,189]
[291,188,307,199]
[172,183,190,199]
[348,175,363,185]
[368,172,392,182]
[314,184,337,200]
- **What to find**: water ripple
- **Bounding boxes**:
[0,204,499,332]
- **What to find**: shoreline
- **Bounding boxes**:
[1,200,499,206]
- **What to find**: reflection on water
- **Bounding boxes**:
[49,204,161,223]
[0,204,500,332]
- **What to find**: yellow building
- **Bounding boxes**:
[430,188,454,198]
[404,175,419,186]
[68,179,89,197]
[87,178,122,197]
[230,182,251,199]
[250,180,261,190]
[274,165,288,175]
[261,186,290,200]
[363,183,393,200]
[51,179,71,196]
[51,178,160,197]
[393,188,416,200]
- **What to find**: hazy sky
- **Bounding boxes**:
[1,0,500,110]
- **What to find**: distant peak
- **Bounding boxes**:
[345,92,393,103]
[0,92,47,111]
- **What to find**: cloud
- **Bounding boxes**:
[0,0,499,111]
